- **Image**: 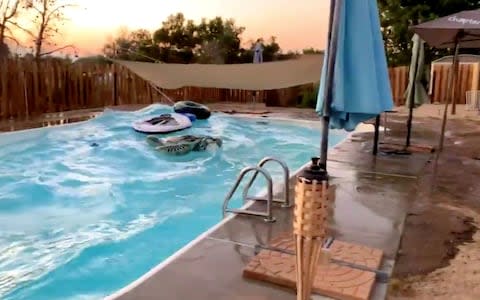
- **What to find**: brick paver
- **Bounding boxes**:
[267,233,383,270]
[243,232,383,300]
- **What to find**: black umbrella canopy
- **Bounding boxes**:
[412,9,480,48]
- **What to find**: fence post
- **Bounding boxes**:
[113,64,118,106]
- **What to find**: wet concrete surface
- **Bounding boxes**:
[387,115,480,281]
[116,238,303,300]
[209,166,413,261]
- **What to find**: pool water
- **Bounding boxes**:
[0,104,348,300]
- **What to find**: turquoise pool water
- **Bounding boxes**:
[0,105,348,300]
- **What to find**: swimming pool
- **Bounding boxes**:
[0,104,348,300]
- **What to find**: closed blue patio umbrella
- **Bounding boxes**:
[316,0,394,168]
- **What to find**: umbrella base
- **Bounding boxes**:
[381,149,412,156]
[243,232,383,300]
[379,142,435,154]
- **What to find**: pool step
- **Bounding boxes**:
[244,196,287,204]
[222,157,290,222]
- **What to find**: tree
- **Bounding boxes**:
[102,13,286,64]
[129,29,160,62]
[103,36,132,60]
[262,36,281,62]
[378,0,479,66]
[236,36,282,63]
[154,13,198,50]
[0,40,8,57]
[104,28,161,62]
[103,27,130,59]
[17,0,77,59]
[0,0,23,57]
[196,17,244,64]
[303,48,323,54]
[196,39,224,64]
[153,13,199,63]
[74,54,111,65]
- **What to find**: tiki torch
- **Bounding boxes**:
[293,157,333,300]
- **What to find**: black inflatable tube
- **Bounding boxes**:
[173,101,211,120]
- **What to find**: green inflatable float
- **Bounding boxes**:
[146,135,222,155]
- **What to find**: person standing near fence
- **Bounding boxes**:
[251,38,264,107]
[253,39,264,64]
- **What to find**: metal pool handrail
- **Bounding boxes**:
[222,166,275,222]
[242,156,290,208]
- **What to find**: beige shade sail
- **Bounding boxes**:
[113,54,324,90]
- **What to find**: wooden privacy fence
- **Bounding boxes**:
[388,63,480,106]
[0,58,172,120]
[430,62,478,105]
[389,66,409,105]
[0,58,270,120]
[0,58,477,121]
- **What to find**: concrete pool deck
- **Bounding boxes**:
[104,110,433,300]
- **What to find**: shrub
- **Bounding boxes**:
[298,83,319,108]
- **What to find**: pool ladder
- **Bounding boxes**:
[222,157,290,223]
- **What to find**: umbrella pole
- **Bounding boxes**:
[373,114,380,155]
[438,40,460,151]
[405,74,416,148]
[320,0,341,169]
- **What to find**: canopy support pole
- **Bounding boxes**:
[438,38,461,151]
[320,0,342,170]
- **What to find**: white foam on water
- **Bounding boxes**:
[0,207,192,298]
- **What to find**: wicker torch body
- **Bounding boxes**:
[293,164,332,300]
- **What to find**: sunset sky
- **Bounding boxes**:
[27,0,330,57]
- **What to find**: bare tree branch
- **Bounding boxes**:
[5,34,20,45]
[9,21,35,37]
[0,0,22,54]
[20,0,79,58]
[5,0,20,19]
[1,0,23,44]
[45,3,76,24]
[39,43,76,56]
[4,24,14,35]
[29,3,43,15]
